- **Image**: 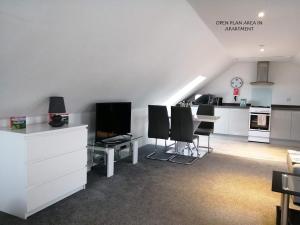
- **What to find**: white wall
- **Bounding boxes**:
[199,61,300,105]
[0,0,232,146]
[270,62,300,105]
[199,62,256,103]
[0,0,230,119]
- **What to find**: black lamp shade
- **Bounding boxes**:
[48,97,66,113]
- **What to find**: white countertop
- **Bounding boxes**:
[0,123,88,136]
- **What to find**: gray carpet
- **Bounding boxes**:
[0,145,285,225]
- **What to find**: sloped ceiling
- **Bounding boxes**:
[187,0,300,60]
[293,52,300,65]
[0,0,231,118]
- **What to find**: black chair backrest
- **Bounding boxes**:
[148,105,170,140]
[196,104,214,129]
[170,106,194,143]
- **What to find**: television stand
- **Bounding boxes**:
[88,136,142,177]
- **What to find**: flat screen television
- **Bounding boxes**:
[95,102,131,141]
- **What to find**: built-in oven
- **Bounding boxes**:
[248,107,271,143]
[249,113,271,131]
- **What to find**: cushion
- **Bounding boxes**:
[194,128,213,136]
[288,151,300,164]
[288,149,300,155]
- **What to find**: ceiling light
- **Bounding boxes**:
[258,11,265,18]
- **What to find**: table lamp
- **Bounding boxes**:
[48,96,66,127]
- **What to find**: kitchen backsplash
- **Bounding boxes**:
[250,86,272,106]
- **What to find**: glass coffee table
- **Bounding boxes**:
[88,136,142,177]
[272,171,300,225]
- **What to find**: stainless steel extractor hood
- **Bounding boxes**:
[250,61,274,85]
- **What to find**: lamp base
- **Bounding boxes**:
[48,115,65,127]
[49,121,65,127]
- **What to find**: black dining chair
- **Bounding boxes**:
[147,105,174,161]
[194,104,214,152]
[169,106,199,165]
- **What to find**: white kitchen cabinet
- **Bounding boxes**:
[214,107,300,141]
[291,111,300,141]
[228,108,249,136]
[214,107,249,136]
[271,110,292,140]
[0,124,88,219]
[214,108,229,134]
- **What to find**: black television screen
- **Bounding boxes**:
[96,102,131,141]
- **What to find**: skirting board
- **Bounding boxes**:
[271,139,300,149]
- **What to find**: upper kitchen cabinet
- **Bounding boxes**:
[271,110,292,140]
[291,111,300,141]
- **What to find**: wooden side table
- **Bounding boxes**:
[88,136,142,177]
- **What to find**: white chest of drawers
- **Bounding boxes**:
[0,123,88,219]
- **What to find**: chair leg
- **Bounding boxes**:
[169,142,198,165]
[169,154,198,165]
[189,143,197,157]
[207,135,213,153]
[167,142,175,148]
[197,135,213,153]
[192,141,200,157]
[146,139,174,161]
[208,135,210,153]
[90,146,95,169]
[187,143,193,156]
[146,139,157,158]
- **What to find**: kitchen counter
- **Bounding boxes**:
[215,105,250,109]
[271,104,300,111]
[192,103,250,109]
[215,103,251,109]
[214,104,300,110]
[194,103,300,110]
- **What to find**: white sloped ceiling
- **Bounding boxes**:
[0,0,231,118]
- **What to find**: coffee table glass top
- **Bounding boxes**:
[272,171,300,197]
[88,135,142,148]
[282,174,300,192]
